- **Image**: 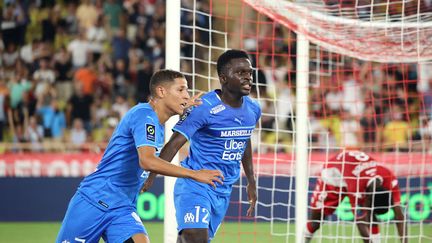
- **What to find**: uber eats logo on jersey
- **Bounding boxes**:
[146,124,155,142]
[222,139,246,161]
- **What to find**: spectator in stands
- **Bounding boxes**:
[67,30,91,69]
[33,58,56,98]
[69,118,88,150]
[67,83,93,132]
[2,43,20,69]
[63,2,79,35]
[2,1,26,46]
[76,0,98,31]
[325,81,343,116]
[8,102,28,151]
[25,116,44,152]
[53,46,73,101]
[20,39,41,68]
[0,79,9,141]
[418,67,432,119]
[50,102,67,142]
[37,98,56,139]
[340,109,363,148]
[73,62,97,96]
[342,69,364,117]
[103,0,124,31]
[419,115,432,153]
[86,15,108,57]
[111,94,129,119]
[41,7,63,43]
[382,105,411,151]
[8,73,32,110]
[111,29,131,64]
[92,95,110,129]
[112,59,130,97]
[360,106,382,149]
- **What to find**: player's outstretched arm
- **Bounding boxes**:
[140,132,188,193]
[241,139,257,217]
[393,205,408,243]
[137,146,223,188]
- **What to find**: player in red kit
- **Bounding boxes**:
[305,151,407,243]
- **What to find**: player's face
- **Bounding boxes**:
[224,58,253,96]
[165,77,190,115]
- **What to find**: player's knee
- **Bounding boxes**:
[307,221,320,233]
[179,228,208,243]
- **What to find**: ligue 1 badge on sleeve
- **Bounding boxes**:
[146,124,156,142]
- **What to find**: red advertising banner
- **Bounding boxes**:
[0,153,102,177]
[0,152,431,177]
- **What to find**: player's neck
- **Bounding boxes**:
[149,99,171,124]
[219,90,243,108]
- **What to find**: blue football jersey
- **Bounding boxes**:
[78,103,164,210]
[173,90,261,195]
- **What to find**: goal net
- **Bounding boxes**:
[165,0,432,242]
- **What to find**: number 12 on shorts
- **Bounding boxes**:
[184,206,209,224]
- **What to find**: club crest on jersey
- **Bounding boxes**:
[146,124,155,142]
[210,104,225,114]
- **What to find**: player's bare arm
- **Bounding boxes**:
[394,204,408,243]
[141,93,203,193]
[141,132,188,193]
[355,218,372,243]
[138,146,223,188]
[241,139,257,217]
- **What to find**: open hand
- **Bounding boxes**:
[246,183,257,217]
[192,169,224,189]
[185,91,204,109]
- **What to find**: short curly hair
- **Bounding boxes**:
[216,49,250,77]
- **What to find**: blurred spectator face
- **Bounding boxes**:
[115,59,125,71]
[73,119,84,130]
[73,82,84,96]
[117,29,126,39]
[7,43,16,53]
[96,16,104,27]
[392,106,404,120]
[115,95,125,104]
[364,106,374,117]
[51,100,59,110]
[29,116,38,128]
[39,59,48,69]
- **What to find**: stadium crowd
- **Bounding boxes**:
[0,0,168,152]
[0,0,431,153]
[243,23,432,153]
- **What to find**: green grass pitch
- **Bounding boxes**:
[0,222,430,242]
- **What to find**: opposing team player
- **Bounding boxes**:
[56,70,224,243]
[305,150,407,243]
[142,49,261,242]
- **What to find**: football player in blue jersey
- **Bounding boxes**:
[142,50,261,242]
[56,70,224,243]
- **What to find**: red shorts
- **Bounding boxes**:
[310,178,347,216]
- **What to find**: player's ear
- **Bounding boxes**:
[155,85,166,98]
[219,73,227,86]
